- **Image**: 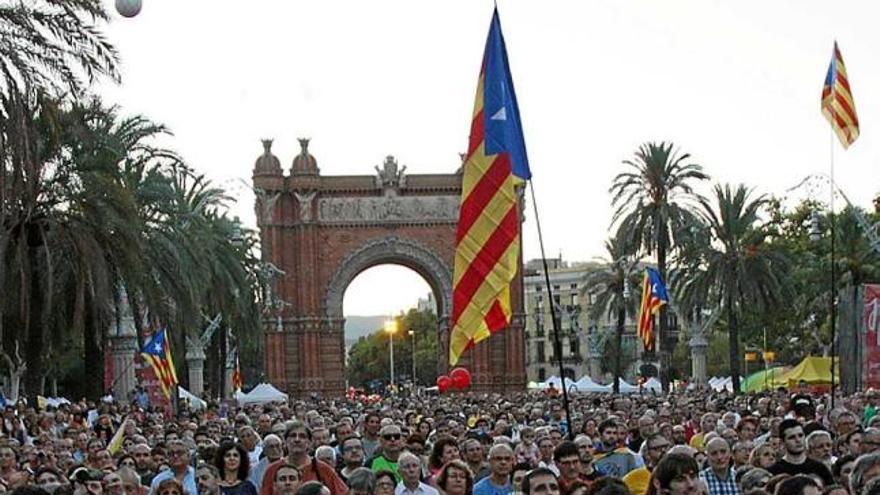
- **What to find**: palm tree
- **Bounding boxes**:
[0,0,119,98]
[676,184,790,393]
[610,142,709,385]
[585,236,642,393]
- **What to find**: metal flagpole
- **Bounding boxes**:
[528,179,574,440]
[830,128,837,410]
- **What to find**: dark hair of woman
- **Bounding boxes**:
[214,442,250,481]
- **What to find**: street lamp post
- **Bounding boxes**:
[409,329,416,389]
[384,319,397,392]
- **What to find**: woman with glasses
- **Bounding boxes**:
[436,460,474,495]
[214,442,258,495]
[373,470,397,495]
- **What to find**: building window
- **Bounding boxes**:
[538,368,546,381]
[570,337,580,356]
[570,293,577,305]
[553,294,561,305]
[537,285,543,292]
[553,285,560,291]
[571,283,578,289]
[537,344,545,363]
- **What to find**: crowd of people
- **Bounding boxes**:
[1,385,880,495]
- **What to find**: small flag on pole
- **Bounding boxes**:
[140,328,178,400]
[637,268,669,351]
[449,8,529,365]
[232,353,243,392]
[821,42,859,149]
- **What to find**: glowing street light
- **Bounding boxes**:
[384,319,398,391]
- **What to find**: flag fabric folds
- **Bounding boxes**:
[821,42,859,149]
[232,354,243,392]
[637,268,669,351]
[449,8,529,365]
[140,328,179,400]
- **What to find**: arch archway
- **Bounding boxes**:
[253,140,526,396]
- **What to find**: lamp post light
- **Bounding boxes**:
[409,329,416,390]
[384,319,398,392]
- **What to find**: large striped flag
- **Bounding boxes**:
[140,328,178,400]
[637,268,669,352]
[450,8,530,365]
[821,42,859,149]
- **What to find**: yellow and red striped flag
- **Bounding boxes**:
[821,42,859,149]
[140,328,178,400]
[232,354,243,392]
[450,8,530,365]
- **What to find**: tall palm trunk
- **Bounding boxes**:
[727,293,741,394]
[23,226,45,399]
[614,305,625,394]
[83,293,104,399]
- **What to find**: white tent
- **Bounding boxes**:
[537,375,560,390]
[178,387,207,410]
[573,375,610,393]
[611,378,639,393]
[643,377,662,393]
[237,383,288,405]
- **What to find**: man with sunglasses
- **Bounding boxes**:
[367,424,404,481]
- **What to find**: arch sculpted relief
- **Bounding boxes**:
[318,195,459,224]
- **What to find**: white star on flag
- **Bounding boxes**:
[490,107,507,121]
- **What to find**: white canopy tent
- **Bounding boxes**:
[237,383,288,405]
[178,387,207,410]
[573,375,610,393]
[643,377,662,393]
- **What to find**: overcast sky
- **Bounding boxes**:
[98,0,879,316]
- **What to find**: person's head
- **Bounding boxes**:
[0,447,17,469]
[806,431,834,464]
[34,467,65,494]
[850,452,880,495]
[779,420,806,456]
[573,434,594,466]
[154,479,183,495]
[262,434,284,462]
[294,481,329,495]
[598,419,618,448]
[638,415,657,438]
[672,426,687,445]
[436,460,474,495]
[379,425,404,457]
[213,442,249,481]
[644,434,672,468]
[163,440,189,470]
[737,418,759,442]
[701,413,718,434]
[740,468,772,492]
[538,436,555,462]
[845,430,863,457]
[342,436,365,468]
[284,421,312,458]
[272,464,302,495]
[373,470,396,495]
[102,472,123,495]
[585,477,629,495]
[512,462,532,493]
[553,441,580,482]
[521,467,559,495]
[775,475,821,495]
[116,467,142,495]
[345,467,375,495]
[650,453,700,495]
[832,454,855,489]
[196,464,221,495]
[705,438,731,473]
[70,467,105,495]
[822,485,848,495]
[750,443,777,469]
[863,428,880,454]
[487,443,514,480]
[398,452,422,486]
[364,413,382,436]
[237,426,260,451]
[430,436,460,469]
[130,444,152,471]
[311,427,330,449]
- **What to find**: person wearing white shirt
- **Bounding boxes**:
[396,452,439,495]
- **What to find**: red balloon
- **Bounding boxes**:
[437,375,453,393]
[450,367,471,389]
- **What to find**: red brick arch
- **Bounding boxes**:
[253,140,526,396]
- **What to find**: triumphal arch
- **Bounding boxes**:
[252,138,526,396]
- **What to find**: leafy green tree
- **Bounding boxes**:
[677,184,791,393]
[610,142,709,385]
[584,236,641,393]
[347,308,439,389]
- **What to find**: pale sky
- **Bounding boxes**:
[98,0,879,316]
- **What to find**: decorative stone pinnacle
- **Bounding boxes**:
[261,139,273,153]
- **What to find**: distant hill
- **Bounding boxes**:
[344,315,387,348]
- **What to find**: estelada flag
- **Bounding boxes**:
[450,8,530,365]
[637,268,669,352]
[821,42,859,149]
[140,328,178,400]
